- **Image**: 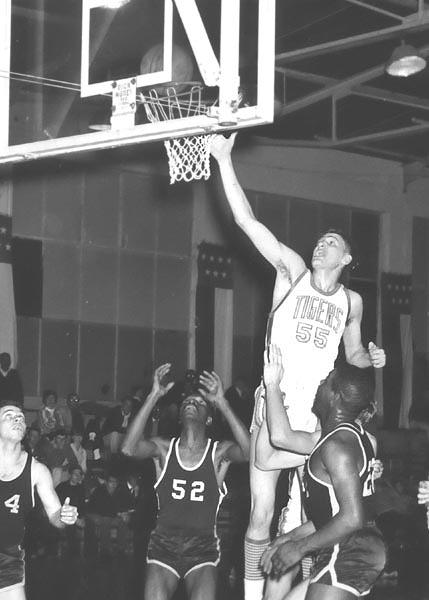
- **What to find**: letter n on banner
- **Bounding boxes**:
[0,213,17,366]
[196,242,233,387]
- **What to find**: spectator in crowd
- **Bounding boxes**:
[56,466,86,523]
[60,392,85,435]
[23,426,43,460]
[86,473,132,555]
[0,351,24,407]
[36,389,64,437]
[102,396,135,455]
[70,430,88,473]
[43,429,78,487]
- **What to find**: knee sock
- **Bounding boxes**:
[244,536,270,600]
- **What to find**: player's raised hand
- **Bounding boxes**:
[60,497,78,526]
[368,342,386,368]
[199,370,225,408]
[263,344,284,388]
[209,133,237,162]
[152,363,174,397]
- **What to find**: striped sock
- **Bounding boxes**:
[301,555,313,580]
[244,536,270,600]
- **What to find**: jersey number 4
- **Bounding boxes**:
[172,479,205,502]
[4,494,20,514]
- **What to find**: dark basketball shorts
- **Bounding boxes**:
[147,527,220,578]
[310,526,386,597]
[0,546,25,592]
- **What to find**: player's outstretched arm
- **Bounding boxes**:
[264,345,319,455]
[210,134,305,279]
[199,370,250,463]
[255,418,306,471]
[121,363,174,459]
[343,291,386,368]
[32,461,78,528]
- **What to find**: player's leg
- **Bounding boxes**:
[245,427,280,600]
[184,565,217,600]
[282,578,310,600]
[305,583,355,600]
[144,563,179,600]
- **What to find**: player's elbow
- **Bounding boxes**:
[343,508,364,532]
[270,432,289,450]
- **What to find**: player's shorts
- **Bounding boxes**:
[0,545,25,592]
[250,382,318,434]
[310,526,386,596]
[147,527,220,578]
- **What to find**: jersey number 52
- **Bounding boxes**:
[172,479,205,502]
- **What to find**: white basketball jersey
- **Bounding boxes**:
[266,269,350,429]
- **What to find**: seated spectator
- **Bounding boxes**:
[42,429,78,487]
[60,392,85,435]
[102,396,134,455]
[86,474,132,555]
[56,466,86,524]
[36,389,64,437]
[23,425,44,460]
[70,430,88,473]
[83,418,104,466]
[0,351,24,406]
[87,473,122,518]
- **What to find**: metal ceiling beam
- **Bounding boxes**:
[276,44,429,117]
[320,119,429,146]
[280,67,429,111]
[275,10,429,64]
[344,0,404,21]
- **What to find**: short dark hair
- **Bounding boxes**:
[0,399,23,411]
[331,364,374,418]
[42,389,57,404]
[321,229,352,256]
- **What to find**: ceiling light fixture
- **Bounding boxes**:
[386,42,426,77]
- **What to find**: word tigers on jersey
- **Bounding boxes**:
[293,295,345,333]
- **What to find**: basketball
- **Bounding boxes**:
[140,43,194,94]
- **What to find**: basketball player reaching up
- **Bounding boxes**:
[122,363,250,600]
[210,133,386,600]
[260,348,386,600]
[0,400,78,600]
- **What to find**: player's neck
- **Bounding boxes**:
[179,425,207,450]
[311,269,341,292]
[0,439,23,462]
[320,412,355,435]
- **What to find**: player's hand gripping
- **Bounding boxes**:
[151,363,174,397]
[199,371,226,410]
[368,342,386,368]
[209,133,237,162]
[262,537,304,578]
[263,344,284,388]
[60,497,78,526]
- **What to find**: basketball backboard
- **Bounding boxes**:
[0,0,275,165]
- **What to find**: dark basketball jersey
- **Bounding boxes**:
[303,422,376,531]
[155,438,226,536]
[0,453,34,550]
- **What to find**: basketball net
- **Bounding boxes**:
[140,84,214,184]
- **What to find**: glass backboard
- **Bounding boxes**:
[0,0,275,164]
